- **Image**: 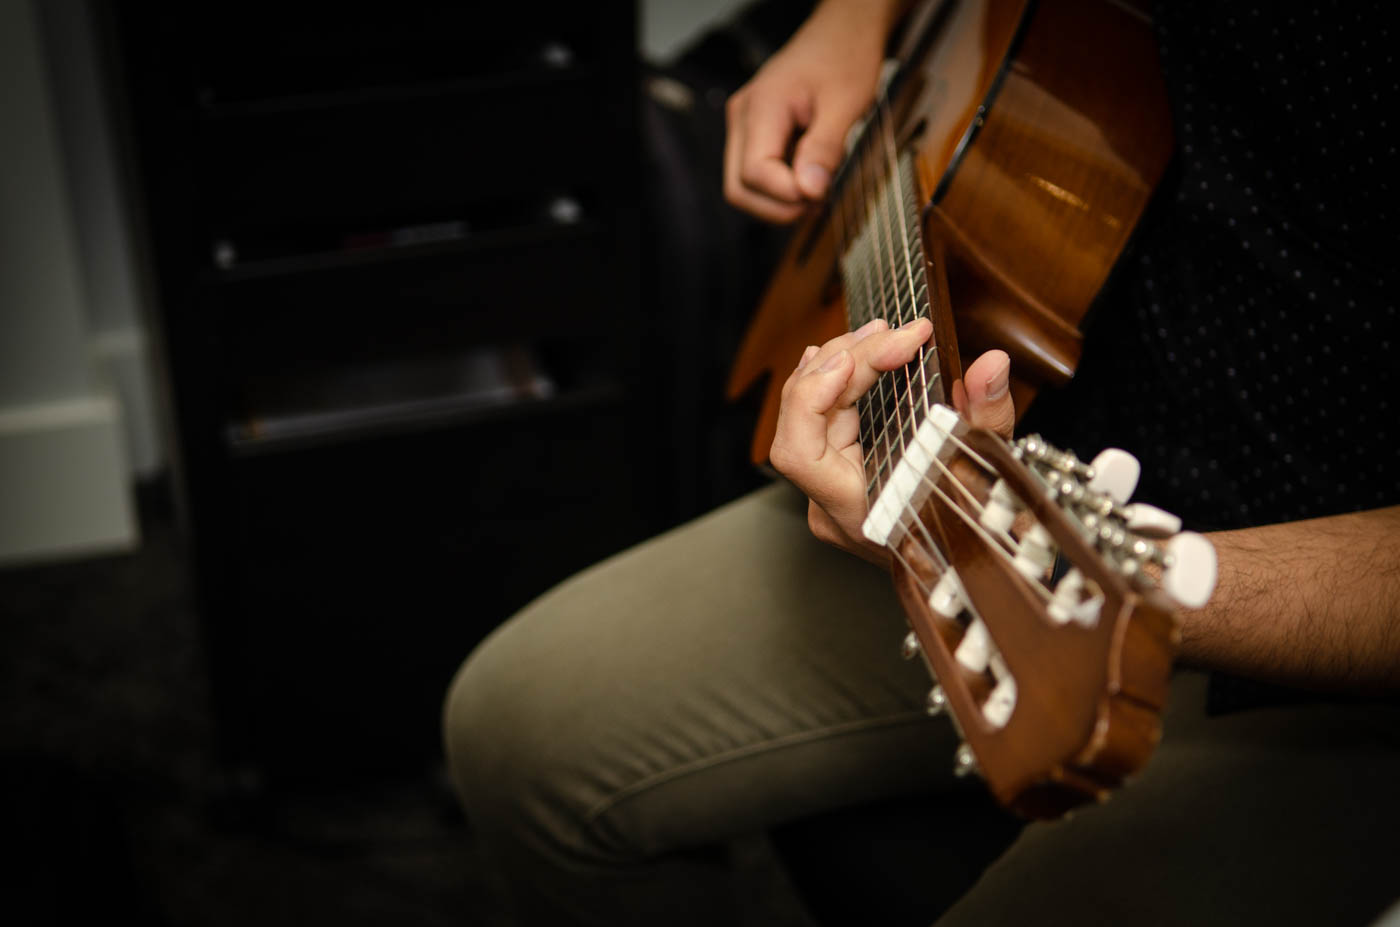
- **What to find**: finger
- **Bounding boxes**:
[771,350,855,470]
[724,94,805,223]
[791,95,864,199]
[962,349,1015,439]
[794,344,820,372]
[807,500,891,567]
[788,318,888,391]
[738,94,806,205]
[834,318,934,407]
[827,405,861,449]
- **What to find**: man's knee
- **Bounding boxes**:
[442,616,614,864]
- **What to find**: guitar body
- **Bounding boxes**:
[726,0,1202,818]
[728,0,1173,464]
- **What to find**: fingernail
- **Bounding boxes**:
[898,317,931,334]
[852,318,886,341]
[797,163,830,195]
[817,349,848,373]
[795,345,819,369]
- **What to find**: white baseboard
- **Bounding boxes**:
[0,393,138,566]
[91,327,164,479]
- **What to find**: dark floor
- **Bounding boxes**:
[0,481,817,927]
[0,483,486,925]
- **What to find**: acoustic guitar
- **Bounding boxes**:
[727,0,1217,817]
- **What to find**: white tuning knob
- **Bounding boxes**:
[1088,448,1141,504]
[982,653,1017,728]
[1164,531,1218,608]
[928,569,964,618]
[1121,502,1182,538]
[1047,568,1082,625]
[1047,568,1104,628]
[983,674,1018,728]
[1012,523,1056,581]
[955,618,991,673]
[979,480,1019,534]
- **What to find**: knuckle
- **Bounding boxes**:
[768,439,794,474]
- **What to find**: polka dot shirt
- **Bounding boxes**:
[1022,0,1399,532]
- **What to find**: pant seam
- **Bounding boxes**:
[582,709,932,825]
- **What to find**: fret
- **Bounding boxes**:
[837,146,940,512]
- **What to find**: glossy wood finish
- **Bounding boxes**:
[727,0,1181,815]
[729,0,1173,463]
[891,421,1178,816]
[924,0,1173,390]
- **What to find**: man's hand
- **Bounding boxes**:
[769,318,1014,564]
[723,0,903,223]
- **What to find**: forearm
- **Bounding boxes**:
[1179,506,1400,693]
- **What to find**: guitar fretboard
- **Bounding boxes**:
[836,148,946,518]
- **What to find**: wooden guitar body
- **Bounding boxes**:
[727,0,1173,464]
[726,0,1205,817]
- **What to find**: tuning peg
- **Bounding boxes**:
[979,479,1019,534]
[983,674,1017,728]
[953,742,978,778]
[1163,531,1218,608]
[927,569,964,618]
[901,631,920,660]
[1012,523,1056,581]
[1088,448,1140,504]
[1121,502,1182,538]
[925,685,947,716]
[1047,568,1081,625]
[955,618,991,673]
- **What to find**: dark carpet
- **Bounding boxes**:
[0,482,508,926]
[0,481,812,927]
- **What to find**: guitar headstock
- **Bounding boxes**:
[872,406,1217,819]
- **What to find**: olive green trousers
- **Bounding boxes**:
[444,481,1400,926]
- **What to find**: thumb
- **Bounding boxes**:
[962,350,1015,440]
[791,100,861,199]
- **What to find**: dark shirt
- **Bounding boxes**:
[1022,0,1399,533]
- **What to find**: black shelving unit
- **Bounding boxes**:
[105,2,650,782]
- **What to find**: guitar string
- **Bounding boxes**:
[866,403,1060,609]
[852,105,904,504]
[884,466,1060,620]
[857,102,914,495]
[828,96,1069,704]
[855,96,941,546]
[836,96,992,565]
[836,117,887,503]
[882,488,1013,701]
[830,106,885,495]
[879,104,935,428]
[867,105,915,461]
[831,88,1056,609]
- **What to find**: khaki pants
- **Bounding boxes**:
[444,482,1400,926]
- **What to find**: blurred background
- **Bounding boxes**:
[0,0,816,922]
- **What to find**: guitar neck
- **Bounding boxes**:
[833,146,962,544]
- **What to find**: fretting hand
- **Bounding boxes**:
[769,319,1015,564]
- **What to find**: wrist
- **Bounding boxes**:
[806,0,906,53]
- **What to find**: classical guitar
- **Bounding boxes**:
[727,0,1217,817]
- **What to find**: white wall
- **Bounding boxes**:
[39,0,163,481]
[640,0,752,63]
[0,0,141,565]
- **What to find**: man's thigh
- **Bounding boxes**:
[936,672,1400,927]
[444,480,962,865]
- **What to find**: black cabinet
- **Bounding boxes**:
[108,2,649,781]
